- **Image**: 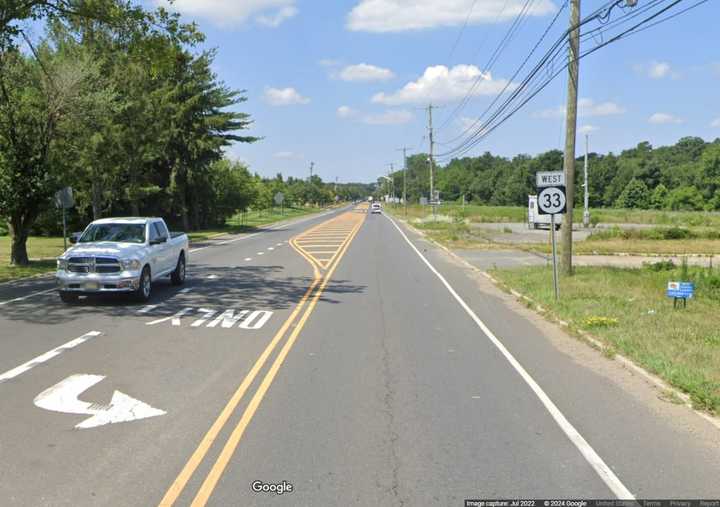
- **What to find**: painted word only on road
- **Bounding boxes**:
[145,308,273,329]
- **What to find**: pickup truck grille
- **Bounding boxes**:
[67,256,121,274]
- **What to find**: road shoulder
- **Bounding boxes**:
[388,213,720,497]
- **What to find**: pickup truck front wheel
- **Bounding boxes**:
[171,253,186,286]
[134,266,152,302]
[59,291,78,304]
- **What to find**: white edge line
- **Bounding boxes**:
[384,214,634,500]
[0,288,55,306]
[0,331,102,383]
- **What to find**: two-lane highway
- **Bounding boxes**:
[1,204,719,506]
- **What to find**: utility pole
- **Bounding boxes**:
[427,104,437,218]
[309,161,314,182]
[387,163,395,204]
[560,0,580,276]
[583,133,590,228]
[397,147,410,216]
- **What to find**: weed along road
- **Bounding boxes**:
[1,204,720,506]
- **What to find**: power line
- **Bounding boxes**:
[446,0,480,63]
[435,0,701,161]
[437,0,629,147]
[437,0,570,147]
[436,0,537,132]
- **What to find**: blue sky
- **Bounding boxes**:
[150,0,719,183]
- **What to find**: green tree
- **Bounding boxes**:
[667,186,705,211]
[0,47,92,264]
[615,179,650,208]
[649,183,669,209]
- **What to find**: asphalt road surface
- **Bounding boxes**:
[1,205,719,506]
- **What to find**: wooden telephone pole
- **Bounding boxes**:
[561,0,581,276]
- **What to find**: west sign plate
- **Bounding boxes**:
[537,186,566,215]
[536,171,565,188]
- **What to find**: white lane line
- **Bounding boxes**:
[0,331,102,383]
[385,215,634,500]
[244,258,252,262]
[207,275,219,280]
[267,247,274,251]
[257,252,264,256]
[0,288,55,306]
[180,288,193,294]
[137,305,158,314]
[276,243,283,246]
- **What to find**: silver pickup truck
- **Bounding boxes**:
[55,217,189,303]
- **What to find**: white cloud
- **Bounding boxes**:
[157,0,297,28]
[711,117,720,128]
[256,6,298,27]
[263,87,310,106]
[534,98,625,119]
[337,106,413,125]
[363,110,413,125]
[337,105,359,118]
[339,63,395,82]
[273,151,303,159]
[649,61,671,79]
[648,112,684,125]
[579,125,598,134]
[372,65,514,105]
[347,0,556,32]
[634,60,678,79]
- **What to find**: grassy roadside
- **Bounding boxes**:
[388,206,720,255]
[398,203,720,227]
[490,264,720,414]
[0,206,325,284]
[186,206,321,242]
[527,239,720,256]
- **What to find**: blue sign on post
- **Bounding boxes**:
[667,281,694,308]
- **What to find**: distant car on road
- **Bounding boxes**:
[55,217,189,303]
[370,202,382,214]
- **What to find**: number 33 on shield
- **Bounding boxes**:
[538,186,566,215]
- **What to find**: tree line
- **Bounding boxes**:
[389,136,720,212]
[0,1,371,265]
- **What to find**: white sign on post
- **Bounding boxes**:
[537,186,567,215]
[535,170,566,301]
[536,171,566,188]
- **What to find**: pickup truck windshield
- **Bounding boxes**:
[79,224,146,244]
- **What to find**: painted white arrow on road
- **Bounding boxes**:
[34,374,166,429]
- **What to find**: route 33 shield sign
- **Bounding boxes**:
[537,186,567,215]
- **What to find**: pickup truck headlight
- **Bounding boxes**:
[56,258,67,270]
[120,259,142,271]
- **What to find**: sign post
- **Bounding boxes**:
[54,187,74,251]
[667,281,694,308]
[274,192,285,216]
[536,172,567,300]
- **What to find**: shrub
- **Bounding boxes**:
[644,260,676,271]
[582,316,619,328]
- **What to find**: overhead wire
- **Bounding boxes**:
[435,0,699,161]
[435,0,665,158]
[436,0,537,132]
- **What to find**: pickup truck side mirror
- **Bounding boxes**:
[69,233,81,244]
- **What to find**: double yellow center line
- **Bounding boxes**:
[158,209,366,506]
